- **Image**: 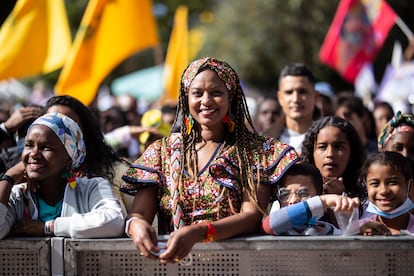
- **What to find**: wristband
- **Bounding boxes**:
[125,217,140,237]
[44,220,53,236]
[0,174,15,189]
[203,221,217,243]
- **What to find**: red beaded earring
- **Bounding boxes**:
[223,114,235,132]
[184,114,194,135]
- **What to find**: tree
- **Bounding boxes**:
[198,0,414,96]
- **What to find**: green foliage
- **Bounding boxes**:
[199,0,341,92]
[3,0,414,97]
[198,0,414,95]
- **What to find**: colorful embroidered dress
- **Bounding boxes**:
[121,133,298,234]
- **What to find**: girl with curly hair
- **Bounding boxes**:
[301,116,367,225]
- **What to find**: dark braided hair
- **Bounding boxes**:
[176,57,265,209]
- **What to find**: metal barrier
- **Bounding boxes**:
[63,235,414,276]
[1,236,414,275]
[0,237,50,276]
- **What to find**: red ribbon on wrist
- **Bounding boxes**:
[203,221,217,242]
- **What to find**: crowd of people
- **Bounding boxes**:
[1,57,414,264]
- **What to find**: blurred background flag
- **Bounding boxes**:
[319,0,397,83]
[55,0,159,106]
[0,0,71,80]
[159,5,189,105]
[111,65,164,101]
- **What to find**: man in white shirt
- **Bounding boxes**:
[266,63,318,154]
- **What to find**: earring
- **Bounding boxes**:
[223,114,235,132]
[61,170,77,189]
[67,172,77,189]
[185,114,194,135]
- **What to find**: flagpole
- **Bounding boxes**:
[396,16,414,39]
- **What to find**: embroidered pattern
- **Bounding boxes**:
[121,134,298,233]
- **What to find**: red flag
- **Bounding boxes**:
[319,0,397,83]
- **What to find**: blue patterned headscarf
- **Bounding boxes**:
[29,113,86,170]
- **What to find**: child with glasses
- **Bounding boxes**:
[262,163,359,235]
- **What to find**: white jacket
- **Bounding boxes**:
[0,176,124,239]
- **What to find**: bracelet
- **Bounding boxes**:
[203,221,217,243]
[0,174,15,189]
[125,217,140,237]
[44,220,53,236]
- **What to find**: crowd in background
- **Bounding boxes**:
[1,58,414,264]
[0,76,405,167]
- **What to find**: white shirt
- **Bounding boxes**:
[279,128,306,154]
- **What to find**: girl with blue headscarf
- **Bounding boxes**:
[0,113,124,239]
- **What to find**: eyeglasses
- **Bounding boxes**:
[278,187,312,202]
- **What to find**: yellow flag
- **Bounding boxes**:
[55,0,159,106]
[0,0,71,80]
[160,6,188,105]
[188,27,205,61]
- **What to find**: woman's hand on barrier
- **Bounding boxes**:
[129,217,159,260]
[159,224,204,264]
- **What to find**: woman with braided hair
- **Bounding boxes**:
[121,57,298,264]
